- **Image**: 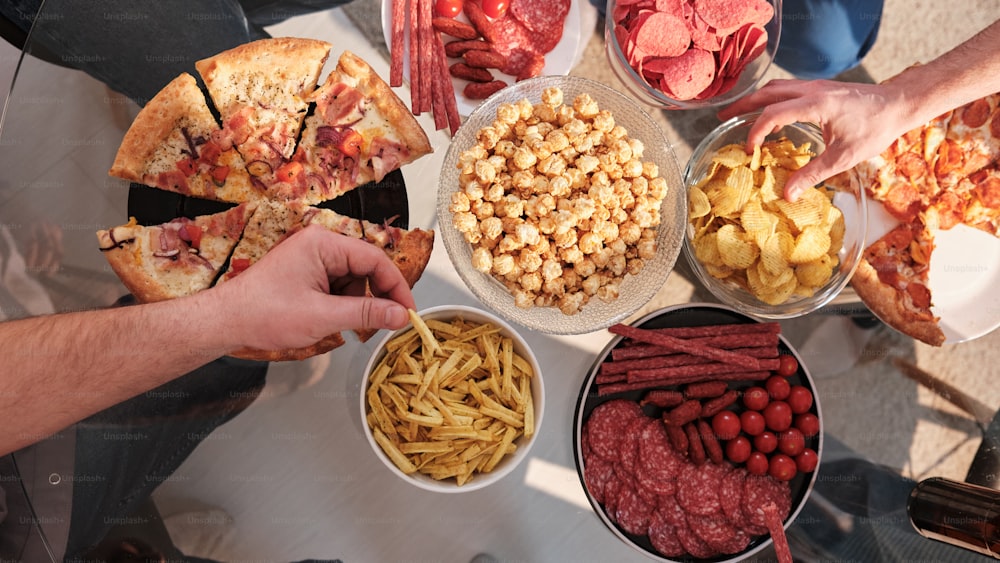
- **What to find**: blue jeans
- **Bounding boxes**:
[773,0,885,78]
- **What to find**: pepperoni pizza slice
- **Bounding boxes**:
[932,94,1000,188]
[277,51,433,204]
[108,73,257,204]
[851,221,944,346]
[195,38,332,190]
[96,203,255,303]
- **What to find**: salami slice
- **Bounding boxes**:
[674,518,718,559]
[688,512,741,554]
[676,462,726,516]
[742,474,792,534]
[583,456,615,504]
[621,416,649,475]
[585,399,643,462]
[510,0,570,35]
[647,507,686,558]
[616,484,656,536]
[603,472,625,522]
[719,467,749,528]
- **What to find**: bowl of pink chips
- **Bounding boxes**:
[606,0,781,109]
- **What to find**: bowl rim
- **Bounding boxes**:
[436,75,688,334]
[682,112,868,319]
[572,302,824,562]
[360,304,545,493]
[603,0,783,110]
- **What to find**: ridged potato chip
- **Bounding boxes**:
[796,254,836,287]
[759,231,794,275]
[716,224,759,269]
[712,143,751,168]
[689,186,712,218]
[789,225,831,264]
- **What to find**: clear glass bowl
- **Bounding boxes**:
[605,0,782,110]
[437,76,688,335]
[682,113,868,319]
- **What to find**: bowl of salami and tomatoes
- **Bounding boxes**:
[573,303,821,562]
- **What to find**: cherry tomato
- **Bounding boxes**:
[787,385,814,414]
[434,0,462,18]
[777,354,799,377]
[746,451,769,475]
[794,413,820,438]
[712,411,741,441]
[753,431,778,454]
[778,428,806,456]
[725,436,752,464]
[768,453,798,481]
[740,410,766,436]
[481,0,508,18]
[763,400,793,431]
[795,448,819,473]
[743,386,769,411]
[765,375,791,400]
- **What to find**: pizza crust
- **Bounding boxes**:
[230,333,347,362]
[850,258,945,346]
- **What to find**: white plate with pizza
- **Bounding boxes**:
[380,0,583,117]
[863,204,1000,345]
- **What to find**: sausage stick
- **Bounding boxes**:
[390,0,406,87]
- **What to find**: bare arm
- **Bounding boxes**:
[0,226,415,455]
[719,19,1000,200]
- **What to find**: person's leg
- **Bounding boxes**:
[774,0,885,79]
[63,357,268,558]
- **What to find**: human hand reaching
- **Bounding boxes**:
[209,225,416,353]
[718,78,914,200]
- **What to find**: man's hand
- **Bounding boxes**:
[718,79,911,201]
[210,225,416,352]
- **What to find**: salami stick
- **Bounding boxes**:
[433,32,462,135]
[389,0,405,87]
[603,345,777,376]
[430,33,448,131]
[627,358,780,384]
[647,322,781,338]
[612,335,778,361]
[417,0,433,115]
[609,324,762,370]
[407,0,421,113]
[597,371,771,396]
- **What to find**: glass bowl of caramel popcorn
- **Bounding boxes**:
[682,113,868,319]
[438,76,687,334]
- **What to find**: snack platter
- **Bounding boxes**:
[573,304,822,561]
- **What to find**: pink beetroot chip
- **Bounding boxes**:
[728,22,768,77]
[653,0,686,19]
[646,47,716,101]
[687,9,722,51]
[634,12,691,58]
[694,0,766,36]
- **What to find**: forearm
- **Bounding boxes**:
[0,291,238,455]
[887,20,1000,128]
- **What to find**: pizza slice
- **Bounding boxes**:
[96,202,255,303]
[850,220,944,346]
[108,73,258,204]
[933,93,1000,188]
[861,114,950,223]
[925,160,1000,236]
[272,51,433,204]
[195,38,332,185]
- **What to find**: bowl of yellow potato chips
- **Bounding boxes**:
[360,305,544,492]
[682,113,867,319]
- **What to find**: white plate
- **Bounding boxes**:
[865,202,1000,344]
[380,0,583,116]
